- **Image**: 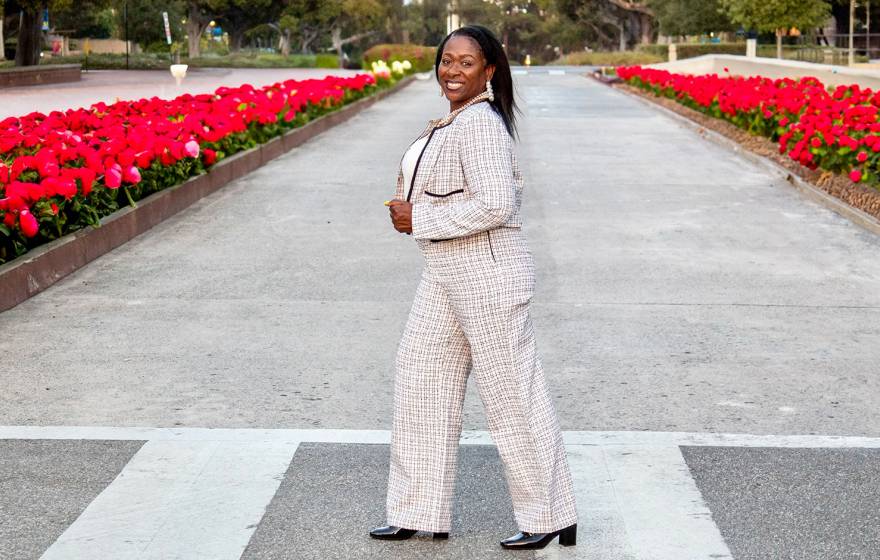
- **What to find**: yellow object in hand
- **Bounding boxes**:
[384,200,392,206]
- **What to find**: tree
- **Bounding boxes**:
[110,0,186,50]
[647,0,733,38]
[52,0,115,38]
[720,0,831,58]
[185,0,227,58]
[605,0,655,44]
[14,1,73,66]
[555,0,656,51]
[326,0,387,67]
[218,0,280,52]
[400,0,446,46]
[274,0,331,56]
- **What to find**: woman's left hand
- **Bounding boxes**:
[388,200,413,234]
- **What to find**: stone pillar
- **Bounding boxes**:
[669,43,677,62]
[746,38,757,58]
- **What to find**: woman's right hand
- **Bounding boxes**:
[388,199,413,235]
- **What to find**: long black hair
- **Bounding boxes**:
[434,24,521,141]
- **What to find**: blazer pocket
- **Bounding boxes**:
[424,188,464,198]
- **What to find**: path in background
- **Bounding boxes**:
[0,67,363,118]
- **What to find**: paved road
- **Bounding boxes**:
[2,69,880,558]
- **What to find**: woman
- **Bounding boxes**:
[370,24,579,550]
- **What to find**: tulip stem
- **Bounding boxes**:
[123,187,137,208]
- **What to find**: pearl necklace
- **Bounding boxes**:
[414,90,492,140]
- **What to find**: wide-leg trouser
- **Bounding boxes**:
[384,226,578,534]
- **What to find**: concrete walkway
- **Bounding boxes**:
[0,67,364,118]
[2,69,880,559]
[2,71,878,435]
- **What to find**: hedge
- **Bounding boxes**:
[362,43,437,73]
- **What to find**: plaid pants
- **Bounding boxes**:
[385,226,579,534]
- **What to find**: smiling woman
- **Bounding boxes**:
[373,24,579,551]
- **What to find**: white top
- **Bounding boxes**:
[401,135,430,196]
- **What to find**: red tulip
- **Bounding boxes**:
[123,165,142,184]
[19,209,38,237]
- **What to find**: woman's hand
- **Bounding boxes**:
[388,199,413,234]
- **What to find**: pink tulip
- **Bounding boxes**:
[184,140,200,158]
[105,164,122,189]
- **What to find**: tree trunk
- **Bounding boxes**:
[229,29,244,52]
[331,26,343,68]
[300,27,318,54]
[15,8,42,67]
[187,2,203,59]
[618,19,627,51]
[280,30,290,56]
[639,13,653,44]
[776,30,783,59]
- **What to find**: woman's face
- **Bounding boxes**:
[438,34,495,110]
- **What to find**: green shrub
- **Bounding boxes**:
[553,51,664,66]
[315,53,339,68]
[362,43,436,73]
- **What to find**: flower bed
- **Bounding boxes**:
[0,71,399,265]
[617,66,880,190]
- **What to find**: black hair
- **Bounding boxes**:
[434,24,521,141]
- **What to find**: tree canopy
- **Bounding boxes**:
[1,0,846,67]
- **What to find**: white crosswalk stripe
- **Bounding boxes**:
[0,427,877,559]
[39,439,298,560]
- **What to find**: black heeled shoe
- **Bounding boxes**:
[499,523,576,549]
[369,525,449,540]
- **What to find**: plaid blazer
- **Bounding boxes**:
[394,101,524,241]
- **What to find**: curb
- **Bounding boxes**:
[595,75,880,238]
[0,64,82,88]
[0,75,415,313]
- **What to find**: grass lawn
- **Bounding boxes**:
[552,51,664,66]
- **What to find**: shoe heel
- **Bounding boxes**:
[558,523,577,546]
[433,532,449,539]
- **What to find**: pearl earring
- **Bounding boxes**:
[485,79,494,101]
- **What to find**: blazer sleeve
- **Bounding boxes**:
[410,110,515,240]
[394,163,405,200]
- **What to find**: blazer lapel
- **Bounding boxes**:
[413,124,451,193]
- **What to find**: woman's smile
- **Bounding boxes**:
[439,35,493,111]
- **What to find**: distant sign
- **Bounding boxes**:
[42,9,49,31]
[163,12,172,45]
